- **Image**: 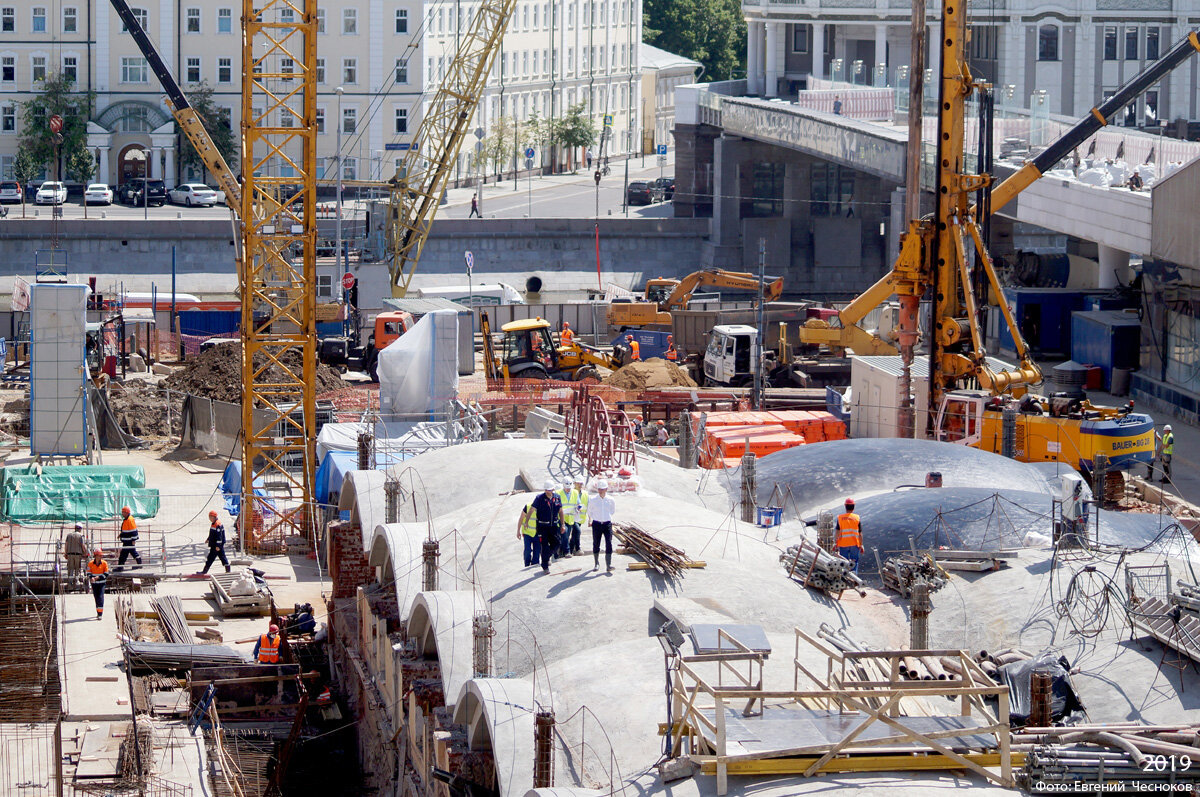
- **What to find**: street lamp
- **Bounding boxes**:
[335,86,344,272]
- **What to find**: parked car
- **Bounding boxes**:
[35,181,67,205]
[118,178,167,207]
[168,183,219,207]
[626,180,657,206]
[0,181,22,204]
[83,183,114,205]
[653,176,675,201]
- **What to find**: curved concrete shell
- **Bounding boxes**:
[408,590,485,708]
[337,469,388,548]
[453,678,536,797]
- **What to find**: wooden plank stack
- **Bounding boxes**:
[613,522,698,578]
[153,595,194,644]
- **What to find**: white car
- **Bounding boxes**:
[83,183,113,205]
[168,183,219,207]
[35,181,67,205]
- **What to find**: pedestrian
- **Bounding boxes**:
[655,420,668,446]
[560,321,575,345]
[836,498,864,574]
[589,480,616,573]
[253,624,282,664]
[560,477,588,556]
[469,192,481,218]
[116,506,142,570]
[586,148,593,169]
[626,334,640,361]
[517,500,541,566]
[86,549,109,620]
[201,510,231,574]
[529,480,563,574]
[1158,424,1175,483]
[832,95,843,115]
[64,523,88,587]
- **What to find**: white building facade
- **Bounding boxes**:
[742,0,1199,128]
[0,0,642,186]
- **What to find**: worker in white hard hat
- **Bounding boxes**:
[589,480,617,573]
[558,476,588,557]
[529,480,564,574]
[1156,424,1175,483]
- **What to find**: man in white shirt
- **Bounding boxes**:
[589,480,617,573]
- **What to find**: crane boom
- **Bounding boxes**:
[386,0,517,297]
[107,0,241,208]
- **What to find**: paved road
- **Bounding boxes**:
[2,199,234,221]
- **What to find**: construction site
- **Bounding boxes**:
[5,0,1200,795]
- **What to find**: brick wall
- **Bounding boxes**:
[328,520,373,600]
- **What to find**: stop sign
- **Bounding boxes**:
[341,272,356,291]
[48,115,63,133]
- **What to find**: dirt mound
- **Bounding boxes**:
[603,358,697,390]
[164,342,344,404]
[105,381,181,438]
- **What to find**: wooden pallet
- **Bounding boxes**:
[209,572,271,617]
[1131,597,1200,665]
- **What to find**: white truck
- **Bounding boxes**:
[702,325,760,387]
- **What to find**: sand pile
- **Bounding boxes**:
[164,343,344,404]
[603,358,697,390]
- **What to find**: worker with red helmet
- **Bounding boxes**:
[201,510,231,575]
[665,335,677,361]
[86,548,109,619]
[254,624,282,664]
[116,505,142,570]
[625,334,641,361]
[836,498,864,573]
[560,321,575,345]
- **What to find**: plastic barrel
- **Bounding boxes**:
[1111,367,1131,397]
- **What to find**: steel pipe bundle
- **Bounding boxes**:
[1172,580,1200,613]
[152,595,194,644]
[880,554,948,598]
[781,540,866,596]
[1018,725,1200,790]
[123,641,246,671]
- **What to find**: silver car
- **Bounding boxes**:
[83,183,114,205]
[35,181,67,205]
[168,183,219,207]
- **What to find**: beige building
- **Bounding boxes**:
[639,42,700,154]
[0,0,642,187]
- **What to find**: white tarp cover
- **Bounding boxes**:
[378,309,459,417]
[31,284,88,456]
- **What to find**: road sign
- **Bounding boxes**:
[464,251,474,273]
[524,147,536,159]
[603,114,613,127]
[657,144,667,155]
[474,127,485,140]
[384,142,413,151]
[49,115,63,133]
[525,158,534,170]
[341,272,356,291]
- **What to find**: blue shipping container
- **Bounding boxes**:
[998,289,1086,356]
[1070,310,1140,390]
[178,309,240,337]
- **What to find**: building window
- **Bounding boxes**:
[395,8,407,33]
[31,55,46,82]
[0,8,12,33]
[63,7,77,32]
[792,24,810,54]
[1125,27,1138,60]
[316,8,325,33]
[32,6,45,32]
[343,58,357,84]
[120,105,150,131]
[280,111,293,128]
[342,157,356,180]
[394,58,408,83]
[279,6,294,22]
[1,104,14,132]
[185,57,200,83]
[810,163,855,217]
[121,56,149,83]
[394,107,407,133]
[315,107,325,133]
[1145,89,1158,126]
[281,57,294,80]
[122,8,149,32]
[342,107,356,134]
[1038,25,1058,61]
[1146,27,1159,61]
[186,7,200,32]
[218,105,232,129]
[315,58,325,83]
[317,274,333,298]
[0,155,12,178]
[342,8,357,34]
[970,26,997,61]
[1,56,13,82]
[218,7,231,33]
[62,55,77,82]
[1103,26,1117,60]
[218,57,231,83]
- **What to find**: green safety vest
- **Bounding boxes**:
[1163,432,1174,456]
[560,489,588,523]
[521,504,538,536]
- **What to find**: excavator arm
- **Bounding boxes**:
[661,269,784,311]
[108,0,241,209]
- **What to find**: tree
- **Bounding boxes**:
[177,82,238,184]
[12,147,39,217]
[66,148,96,184]
[17,71,96,179]
[644,0,746,82]
[557,103,598,172]
[479,116,519,180]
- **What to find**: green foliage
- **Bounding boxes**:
[65,147,96,183]
[12,147,40,186]
[476,115,520,176]
[557,103,598,150]
[177,82,239,180]
[643,0,746,81]
[17,71,96,175]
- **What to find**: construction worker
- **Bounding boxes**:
[253,624,281,664]
[86,549,109,620]
[1158,424,1175,483]
[517,499,541,567]
[530,480,563,574]
[625,335,641,361]
[116,506,142,570]
[201,510,231,574]
[836,498,864,574]
[63,523,88,587]
[655,420,669,446]
[589,480,616,573]
[559,477,588,556]
[665,335,677,362]
[560,321,575,345]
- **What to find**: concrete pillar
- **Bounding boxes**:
[888,186,906,262]
[98,147,110,184]
[747,22,761,95]
[875,23,887,75]
[712,136,744,260]
[765,23,780,98]
[1097,244,1130,289]
[928,21,941,86]
[812,23,825,81]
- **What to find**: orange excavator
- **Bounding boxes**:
[607,268,784,328]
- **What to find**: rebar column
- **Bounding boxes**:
[1094,453,1110,509]
[1030,669,1053,727]
[910,578,931,650]
[533,709,556,788]
[421,540,439,592]
[740,453,757,523]
[384,480,400,524]
[357,430,374,471]
[817,510,836,554]
[1001,406,1017,459]
[472,612,494,678]
[678,411,696,469]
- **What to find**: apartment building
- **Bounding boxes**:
[0,0,642,186]
[743,0,1199,127]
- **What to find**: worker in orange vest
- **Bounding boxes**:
[560,322,575,345]
[625,335,640,361]
[87,549,109,619]
[665,335,677,361]
[117,506,142,570]
[836,498,864,573]
[254,624,281,663]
